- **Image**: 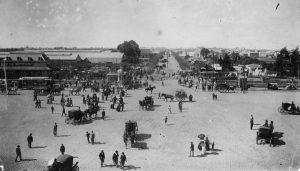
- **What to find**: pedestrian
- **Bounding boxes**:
[270,121,274,132]
[27,133,33,148]
[112,151,119,167]
[263,120,268,127]
[120,152,127,169]
[164,116,168,125]
[91,131,95,144]
[123,135,128,148]
[15,145,22,162]
[168,105,172,114]
[60,144,65,155]
[205,137,210,151]
[51,105,54,114]
[61,107,66,117]
[190,142,194,157]
[102,109,105,120]
[211,141,215,150]
[158,92,161,99]
[250,115,254,130]
[70,98,73,107]
[99,150,105,167]
[86,131,90,143]
[53,123,57,136]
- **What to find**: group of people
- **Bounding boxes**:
[86,131,96,144]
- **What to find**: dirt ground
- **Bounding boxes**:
[1,55,300,171]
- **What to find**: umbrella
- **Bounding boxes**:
[48,158,55,166]
[198,134,205,139]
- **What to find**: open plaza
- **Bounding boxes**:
[0,56,300,171]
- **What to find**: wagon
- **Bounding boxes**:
[215,83,236,93]
[65,109,85,124]
[256,126,273,146]
[124,120,138,144]
[48,154,79,171]
[278,102,300,115]
[267,83,278,90]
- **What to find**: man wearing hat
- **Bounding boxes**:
[15,145,22,162]
[27,133,33,148]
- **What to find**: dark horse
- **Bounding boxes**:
[161,93,174,101]
[145,86,156,94]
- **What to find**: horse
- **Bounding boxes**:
[145,86,156,94]
[69,87,82,95]
[161,93,174,101]
[227,85,236,92]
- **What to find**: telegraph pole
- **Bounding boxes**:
[3,58,8,95]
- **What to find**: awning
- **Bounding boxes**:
[0,66,50,70]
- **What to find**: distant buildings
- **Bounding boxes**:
[0,51,50,79]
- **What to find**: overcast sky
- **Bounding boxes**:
[0,0,299,49]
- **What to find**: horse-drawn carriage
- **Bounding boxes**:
[139,96,154,110]
[84,105,100,119]
[267,83,278,90]
[278,102,300,115]
[123,120,138,145]
[215,83,236,93]
[65,109,85,124]
[47,154,79,171]
[69,87,82,96]
[33,86,51,96]
[256,126,273,146]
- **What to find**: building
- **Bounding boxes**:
[45,51,83,68]
[83,51,124,64]
[0,51,50,79]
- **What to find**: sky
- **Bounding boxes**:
[0,0,299,49]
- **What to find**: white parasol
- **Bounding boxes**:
[48,158,55,166]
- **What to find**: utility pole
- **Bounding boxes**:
[3,58,8,95]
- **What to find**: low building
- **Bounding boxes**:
[0,51,50,79]
[84,51,123,64]
[45,51,82,68]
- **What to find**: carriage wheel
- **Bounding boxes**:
[65,118,70,124]
[277,107,284,113]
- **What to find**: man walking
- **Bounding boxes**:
[51,105,54,114]
[91,131,95,144]
[15,145,22,162]
[250,115,254,130]
[27,133,33,148]
[86,131,90,143]
[112,151,119,167]
[53,123,58,136]
[190,142,194,157]
[99,150,105,167]
[164,116,168,125]
[120,152,127,169]
[168,105,172,114]
[61,107,66,117]
[60,144,65,155]
[102,109,105,120]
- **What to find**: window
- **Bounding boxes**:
[17,57,23,61]
[28,57,33,61]
[38,57,44,61]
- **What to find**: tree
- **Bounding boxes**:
[175,89,187,102]
[219,54,234,71]
[200,48,210,58]
[273,47,300,76]
[117,40,141,64]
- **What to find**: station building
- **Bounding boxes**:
[0,51,50,79]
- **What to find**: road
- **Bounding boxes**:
[0,55,300,170]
